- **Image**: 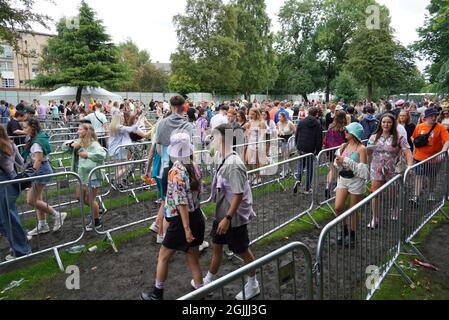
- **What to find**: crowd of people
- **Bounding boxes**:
[1,94,449,300]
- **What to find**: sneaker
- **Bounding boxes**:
[86,220,102,232]
[190,278,214,296]
[140,287,164,301]
[53,212,67,232]
[199,241,210,252]
[293,182,301,194]
[235,282,261,301]
[149,222,159,234]
[301,189,312,195]
[367,218,379,229]
[344,231,356,248]
[337,225,349,246]
[156,234,165,244]
[27,224,51,237]
[5,254,16,262]
[409,196,419,207]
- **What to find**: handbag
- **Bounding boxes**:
[13,165,36,191]
[414,123,437,148]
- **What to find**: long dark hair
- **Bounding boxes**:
[25,118,41,151]
[374,114,399,147]
[0,125,12,156]
[184,155,200,192]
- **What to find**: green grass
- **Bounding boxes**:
[373,206,449,300]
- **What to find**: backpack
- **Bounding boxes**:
[361,118,379,140]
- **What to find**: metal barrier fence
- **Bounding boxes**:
[86,159,156,251]
[0,172,86,271]
[402,151,449,253]
[246,154,319,246]
[178,242,314,300]
[314,146,340,215]
[315,176,408,300]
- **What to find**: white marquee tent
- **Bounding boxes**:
[40,86,122,103]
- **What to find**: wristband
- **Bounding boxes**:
[226,215,233,222]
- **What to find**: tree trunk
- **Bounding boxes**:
[367,81,373,103]
[301,93,309,103]
[76,86,83,105]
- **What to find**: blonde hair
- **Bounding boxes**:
[79,124,98,148]
[109,113,122,136]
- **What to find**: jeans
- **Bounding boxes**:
[0,174,32,257]
[296,156,314,191]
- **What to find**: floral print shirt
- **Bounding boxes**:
[165,161,202,218]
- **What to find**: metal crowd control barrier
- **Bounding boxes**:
[315,175,411,300]
[402,151,449,258]
[178,242,314,300]
[112,140,153,164]
[246,153,319,247]
[87,159,156,252]
[0,172,86,272]
[314,146,341,215]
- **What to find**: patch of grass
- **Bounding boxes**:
[373,206,449,300]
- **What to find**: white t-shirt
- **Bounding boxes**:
[397,124,410,148]
[84,111,108,135]
[30,143,48,162]
[417,106,427,114]
[210,113,228,129]
[286,108,294,120]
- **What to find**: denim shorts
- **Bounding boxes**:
[86,179,102,189]
[32,162,53,186]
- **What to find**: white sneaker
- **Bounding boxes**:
[199,241,209,252]
[156,234,165,244]
[235,282,261,300]
[53,212,67,232]
[27,224,51,237]
[150,222,159,234]
[191,278,214,296]
[5,254,16,261]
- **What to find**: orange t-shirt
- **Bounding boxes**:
[269,108,279,121]
[412,123,449,161]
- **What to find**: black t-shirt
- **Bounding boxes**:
[58,104,65,113]
[7,119,25,145]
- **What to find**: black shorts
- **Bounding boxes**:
[414,160,442,177]
[211,221,250,255]
[163,209,205,253]
[162,167,170,197]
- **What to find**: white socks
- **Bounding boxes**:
[38,220,48,228]
[205,271,216,283]
[248,275,258,287]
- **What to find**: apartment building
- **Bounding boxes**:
[0,31,54,89]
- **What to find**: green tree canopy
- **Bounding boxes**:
[0,0,50,52]
[31,1,126,102]
[415,0,449,93]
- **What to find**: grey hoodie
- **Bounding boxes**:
[155,113,193,146]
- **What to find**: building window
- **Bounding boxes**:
[1,78,15,88]
[0,60,13,71]
[0,45,14,59]
[32,64,39,78]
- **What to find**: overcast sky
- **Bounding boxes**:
[33,0,431,69]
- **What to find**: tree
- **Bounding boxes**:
[315,0,378,101]
[345,25,405,102]
[235,0,277,98]
[171,0,243,94]
[0,0,51,52]
[275,0,324,100]
[116,40,168,92]
[415,0,449,93]
[31,1,127,103]
[333,71,361,102]
[169,74,200,98]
